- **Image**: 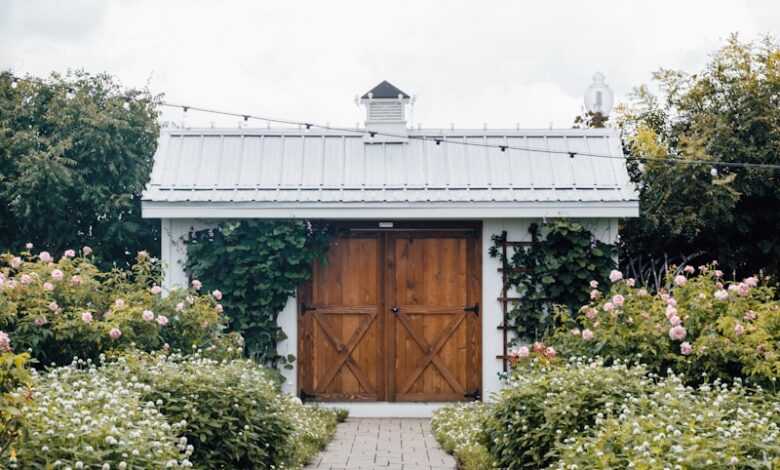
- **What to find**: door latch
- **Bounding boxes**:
[464,303,480,316]
[464,388,481,401]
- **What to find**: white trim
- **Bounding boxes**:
[143,202,638,219]
[317,402,455,418]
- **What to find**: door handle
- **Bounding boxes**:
[391,306,399,315]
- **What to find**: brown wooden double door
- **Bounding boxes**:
[298,228,481,402]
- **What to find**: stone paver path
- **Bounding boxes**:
[304,418,457,470]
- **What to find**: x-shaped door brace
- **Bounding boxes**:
[312,310,377,394]
[396,309,467,395]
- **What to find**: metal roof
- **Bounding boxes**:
[142,127,638,219]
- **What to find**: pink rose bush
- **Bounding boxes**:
[549,264,780,386]
[0,248,232,366]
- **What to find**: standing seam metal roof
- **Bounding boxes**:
[142,127,638,206]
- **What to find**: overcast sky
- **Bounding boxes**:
[1,1,778,129]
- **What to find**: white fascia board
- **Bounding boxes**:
[142,201,639,219]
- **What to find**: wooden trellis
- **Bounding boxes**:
[494,230,532,372]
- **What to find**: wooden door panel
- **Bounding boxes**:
[390,235,481,402]
[300,236,383,401]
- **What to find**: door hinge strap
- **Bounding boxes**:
[464,303,480,316]
[300,303,315,315]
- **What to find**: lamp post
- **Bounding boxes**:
[584,73,614,128]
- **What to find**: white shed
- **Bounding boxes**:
[142,81,638,417]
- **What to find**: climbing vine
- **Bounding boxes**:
[490,220,616,340]
[186,220,331,365]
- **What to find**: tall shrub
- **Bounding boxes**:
[0,71,160,268]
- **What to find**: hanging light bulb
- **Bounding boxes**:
[66,88,75,100]
[710,167,718,177]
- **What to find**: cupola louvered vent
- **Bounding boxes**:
[368,100,404,122]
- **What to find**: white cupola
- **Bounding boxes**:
[360,81,411,141]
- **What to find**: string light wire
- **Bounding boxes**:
[4,73,780,171]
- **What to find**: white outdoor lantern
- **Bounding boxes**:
[584,72,614,116]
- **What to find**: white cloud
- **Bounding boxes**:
[1,0,777,129]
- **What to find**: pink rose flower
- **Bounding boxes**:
[48,301,59,312]
[744,310,757,321]
[638,288,649,297]
[734,323,745,336]
[156,315,169,326]
[109,328,122,340]
[683,265,695,274]
[582,329,594,341]
[212,289,223,301]
[589,280,599,289]
[63,249,76,258]
[609,270,623,283]
[5,280,17,289]
[666,305,678,318]
[674,275,687,287]
[590,289,601,300]
[34,316,47,326]
[714,290,729,301]
[737,283,749,297]
[191,279,202,291]
[668,315,681,326]
[626,278,636,287]
[10,257,21,269]
[571,328,581,336]
[680,342,693,355]
[142,310,155,321]
[137,250,149,259]
[175,302,185,312]
[38,251,52,263]
[114,298,125,309]
[51,269,64,281]
[544,346,557,358]
[714,270,724,278]
[81,312,93,323]
[0,331,11,352]
[612,295,625,307]
[83,246,93,256]
[532,342,545,353]
[603,302,614,312]
[669,325,687,341]
[43,282,54,291]
[20,274,32,285]
[71,275,81,285]
[25,242,33,250]
[744,276,758,287]
[667,297,677,307]
[150,285,162,295]
[514,346,530,358]
[215,304,224,313]
[585,308,597,320]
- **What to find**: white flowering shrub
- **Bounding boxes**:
[483,358,652,470]
[276,396,338,468]
[0,248,231,367]
[431,402,495,470]
[9,360,189,468]
[100,352,337,469]
[549,265,780,386]
[554,376,780,469]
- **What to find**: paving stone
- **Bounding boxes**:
[304,418,456,470]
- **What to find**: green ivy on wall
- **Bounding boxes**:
[490,220,616,341]
[186,220,331,365]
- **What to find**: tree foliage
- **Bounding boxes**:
[0,71,160,267]
[617,35,780,279]
[185,220,331,365]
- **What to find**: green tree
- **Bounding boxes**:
[0,71,160,266]
[617,35,780,280]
